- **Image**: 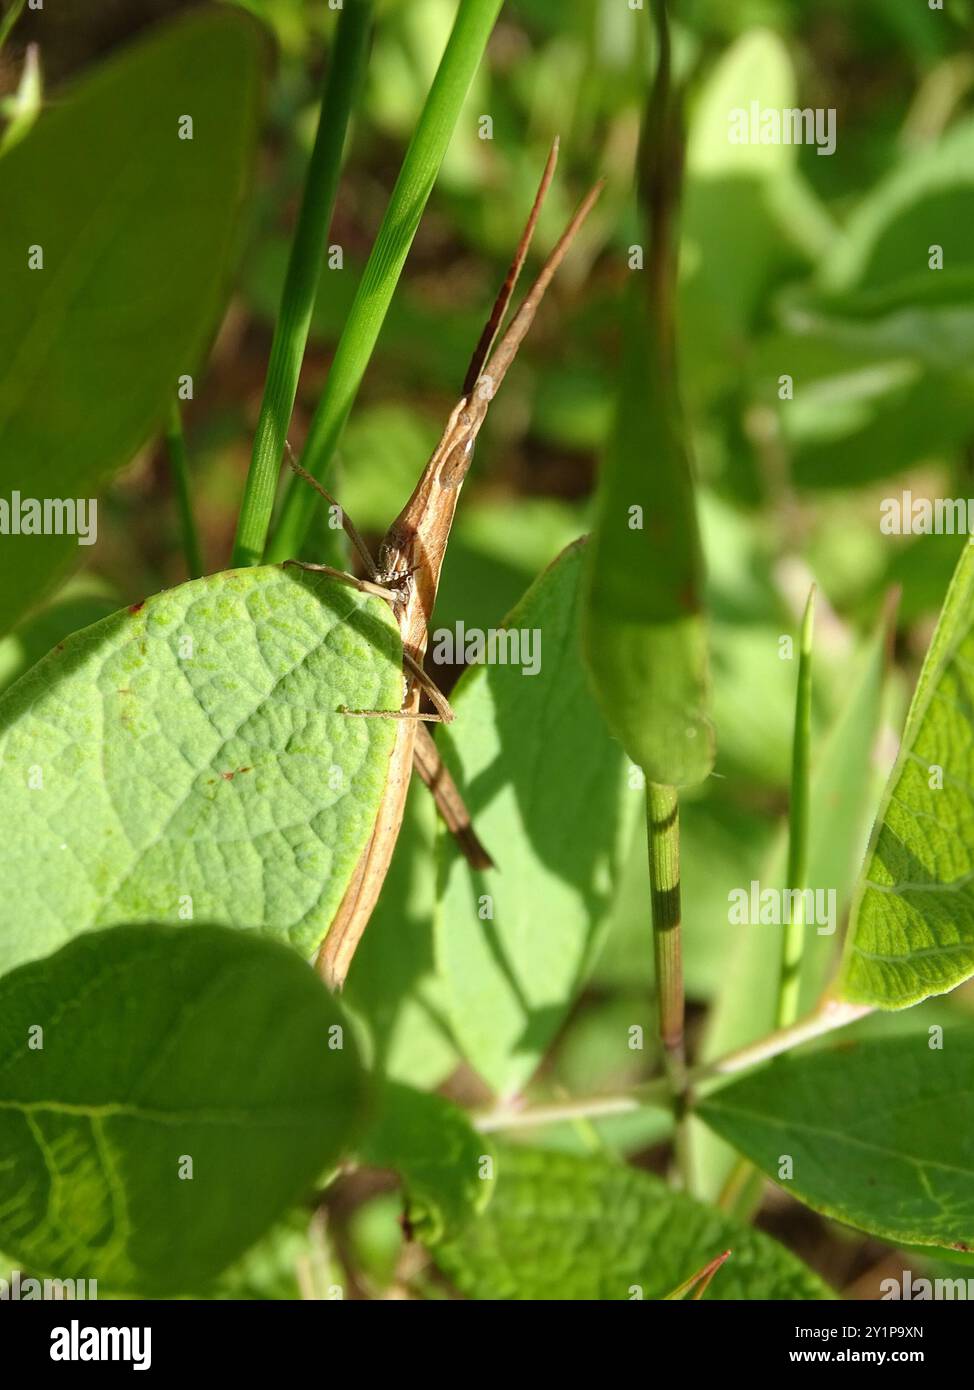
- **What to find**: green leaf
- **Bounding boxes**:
[0,579,118,695]
[698,1031,974,1250]
[751,322,974,492]
[817,115,974,316]
[840,538,974,1007]
[0,566,402,976]
[0,924,367,1295]
[686,31,795,179]
[0,8,265,633]
[432,1145,832,1299]
[762,116,974,490]
[436,539,635,1097]
[680,29,829,402]
[437,499,586,636]
[583,286,715,786]
[210,1209,325,1301]
[357,1083,492,1244]
[343,781,461,1090]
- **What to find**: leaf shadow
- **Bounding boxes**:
[437,542,629,1078]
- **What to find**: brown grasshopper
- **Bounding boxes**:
[286,141,602,990]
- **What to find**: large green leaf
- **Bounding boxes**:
[840,539,974,1007]
[343,781,461,1090]
[0,8,265,632]
[210,1209,328,1301]
[698,1031,974,1250]
[432,1146,832,1299]
[0,924,366,1295]
[0,566,402,976]
[583,286,714,787]
[357,1083,492,1244]
[436,540,634,1097]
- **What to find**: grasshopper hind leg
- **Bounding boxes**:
[339,649,455,724]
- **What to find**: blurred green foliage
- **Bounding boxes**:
[4,0,974,1298]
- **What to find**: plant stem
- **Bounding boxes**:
[474,1090,658,1134]
[165,403,203,580]
[473,996,872,1135]
[646,780,691,1187]
[232,0,375,567]
[641,0,681,375]
[776,584,816,1028]
[266,0,504,563]
[716,1159,764,1219]
[699,995,871,1083]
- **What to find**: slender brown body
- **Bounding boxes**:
[316,395,489,988]
[317,150,602,990]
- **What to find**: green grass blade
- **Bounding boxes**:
[166,402,203,580]
[0,37,41,155]
[0,0,26,55]
[776,584,816,1028]
[232,0,375,567]
[266,0,504,563]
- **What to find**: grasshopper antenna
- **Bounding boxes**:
[462,137,561,396]
[474,173,604,402]
[283,440,379,580]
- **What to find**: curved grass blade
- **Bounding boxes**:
[232,0,375,567]
[267,0,504,564]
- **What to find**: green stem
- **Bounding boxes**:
[474,1091,655,1134]
[647,781,691,1188]
[640,0,682,382]
[776,584,816,1028]
[165,403,203,580]
[716,1159,764,1220]
[472,997,872,1136]
[232,0,375,567]
[702,995,870,1082]
[266,0,504,563]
